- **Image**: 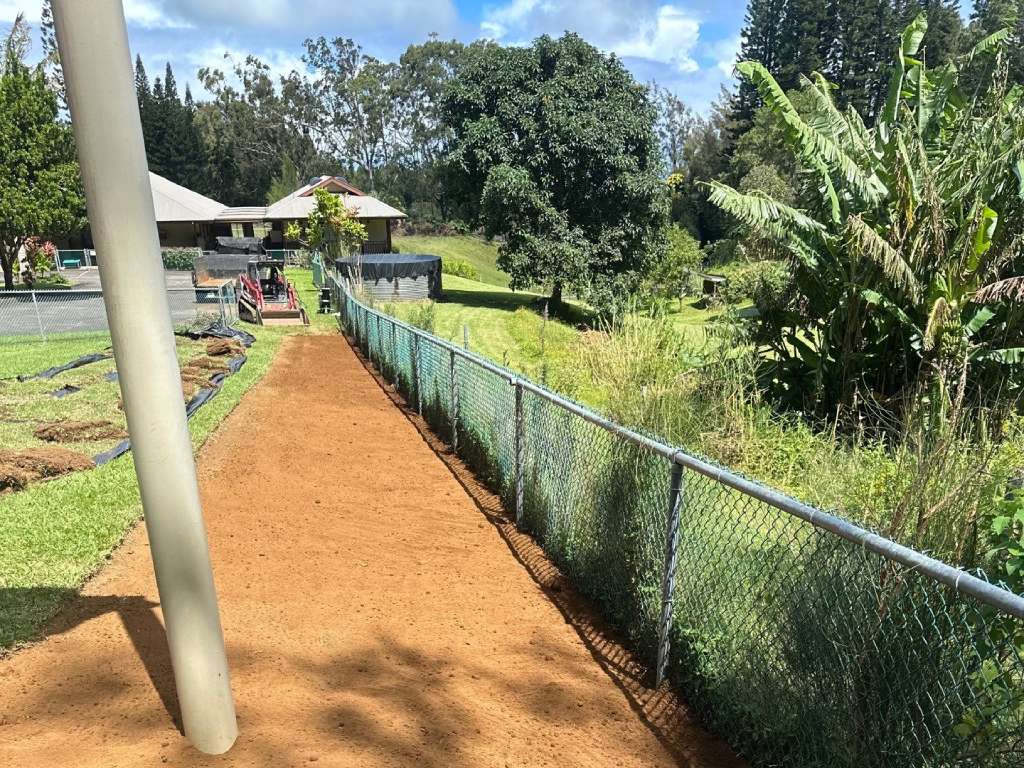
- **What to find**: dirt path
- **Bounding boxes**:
[0,335,741,768]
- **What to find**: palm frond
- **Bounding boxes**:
[706,181,827,237]
[973,276,1024,304]
[923,296,949,351]
[845,214,921,297]
[737,61,886,210]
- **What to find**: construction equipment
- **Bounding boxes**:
[237,255,308,326]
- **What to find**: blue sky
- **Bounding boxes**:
[2,0,750,113]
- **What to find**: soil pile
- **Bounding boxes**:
[0,447,94,491]
[206,338,245,357]
[33,420,128,443]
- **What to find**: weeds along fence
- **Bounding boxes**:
[328,273,1024,768]
[0,285,238,343]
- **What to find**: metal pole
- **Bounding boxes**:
[52,1,237,754]
[414,333,422,415]
[656,461,684,687]
[392,321,399,389]
[463,324,469,351]
[514,381,525,527]
[449,348,459,451]
[30,290,46,341]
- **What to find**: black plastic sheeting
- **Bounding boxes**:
[17,352,112,382]
[335,253,441,281]
[175,321,255,348]
[49,384,81,398]
[93,353,248,466]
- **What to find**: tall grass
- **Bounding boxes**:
[560,304,1024,565]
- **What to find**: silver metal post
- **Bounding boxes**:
[656,461,684,687]
[30,290,46,341]
[392,321,398,389]
[449,348,459,451]
[414,334,422,415]
[463,324,469,351]
[52,0,237,754]
[514,381,525,526]
[376,313,382,364]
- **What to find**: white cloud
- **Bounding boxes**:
[614,6,699,73]
[480,1,701,73]
[1,0,189,28]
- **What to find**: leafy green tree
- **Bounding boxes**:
[0,29,84,289]
[300,38,400,193]
[285,188,367,260]
[444,34,668,309]
[705,15,1024,420]
[653,84,697,172]
[196,54,328,205]
[648,225,702,303]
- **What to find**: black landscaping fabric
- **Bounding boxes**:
[93,352,248,466]
[18,352,112,382]
[175,322,255,347]
[335,253,441,281]
[49,384,81,398]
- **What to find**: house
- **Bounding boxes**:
[261,176,406,254]
[59,173,406,254]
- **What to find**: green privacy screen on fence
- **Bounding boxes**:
[330,273,1024,768]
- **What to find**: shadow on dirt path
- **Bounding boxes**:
[0,334,744,768]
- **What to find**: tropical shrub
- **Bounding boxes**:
[648,225,702,301]
[286,188,368,259]
[441,258,478,280]
[160,247,199,270]
[705,15,1024,424]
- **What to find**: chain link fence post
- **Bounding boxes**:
[414,334,423,415]
[656,460,684,687]
[449,348,459,452]
[463,324,469,351]
[514,380,525,527]
[392,320,399,389]
[30,290,47,341]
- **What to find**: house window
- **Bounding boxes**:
[230,222,244,238]
[252,222,269,238]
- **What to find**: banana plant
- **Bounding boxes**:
[705,13,1024,420]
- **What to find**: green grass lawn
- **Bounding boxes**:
[394,234,510,288]
[1,275,328,652]
[382,274,581,383]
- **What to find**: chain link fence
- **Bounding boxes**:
[1,284,237,343]
[329,270,1024,768]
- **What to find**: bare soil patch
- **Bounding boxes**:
[0,446,94,492]
[0,335,741,767]
[206,338,245,357]
[33,420,128,444]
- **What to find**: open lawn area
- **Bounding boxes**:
[394,233,510,288]
[383,274,581,383]
[0,273,327,651]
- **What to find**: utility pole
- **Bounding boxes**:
[51,0,238,755]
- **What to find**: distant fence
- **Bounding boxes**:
[329,270,1024,768]
[0,284,237,342]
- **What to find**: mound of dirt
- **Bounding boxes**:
[34,420,128,443]
[0,447,94,492]
[186,356,230,373]
[206,338,244,357]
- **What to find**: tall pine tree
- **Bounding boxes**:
[734,0,788,128]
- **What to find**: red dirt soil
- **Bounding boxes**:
[0,335,743,768]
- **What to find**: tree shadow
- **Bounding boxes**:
[351,345,746,768]
[440,287,594,326]
[2,587,182,733]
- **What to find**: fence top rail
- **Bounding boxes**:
[333,273,1024,620]
[1,287,230,295]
